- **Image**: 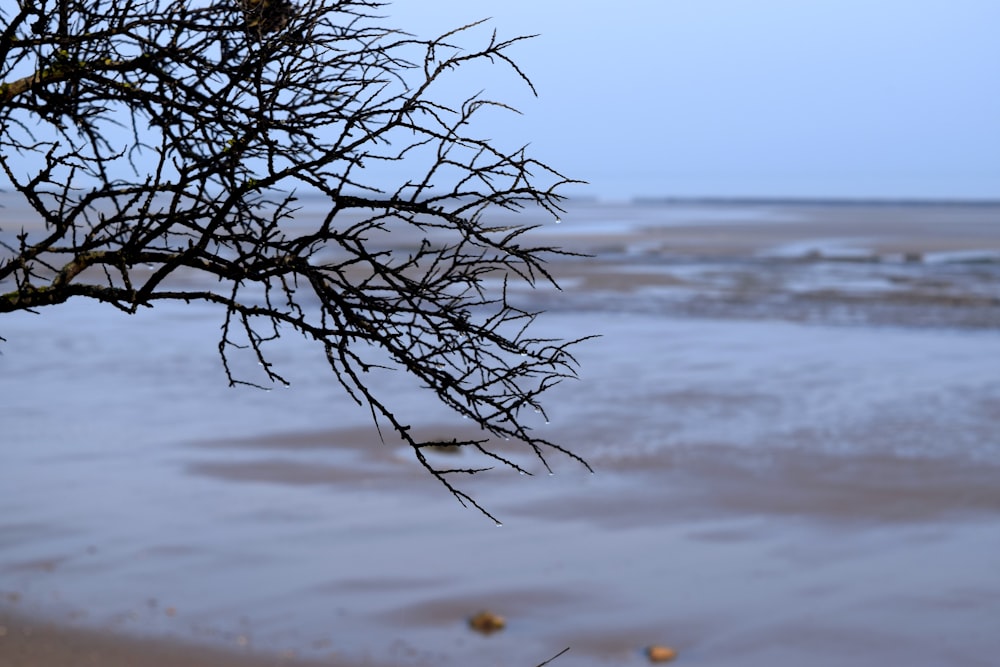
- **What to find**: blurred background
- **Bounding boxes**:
[387,0,1000,201]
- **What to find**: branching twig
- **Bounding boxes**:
[0,0,589,517]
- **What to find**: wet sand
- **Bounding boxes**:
[0,609,340,667]
[2,199,1000,666]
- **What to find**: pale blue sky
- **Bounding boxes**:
[2,2,996,201]
[388,0,1000,200]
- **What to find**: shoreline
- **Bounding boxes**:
[3,200,1000,666]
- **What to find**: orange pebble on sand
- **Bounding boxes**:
[468,610,506,635]
[646,644,678,662]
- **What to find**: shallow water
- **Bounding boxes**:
[2,201,1000,666]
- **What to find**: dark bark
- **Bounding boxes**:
[0,0,589,520]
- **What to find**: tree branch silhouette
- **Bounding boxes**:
[0,0,590,521]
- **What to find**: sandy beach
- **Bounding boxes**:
[2,198,1000,666]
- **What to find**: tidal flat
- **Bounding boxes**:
[2,199,999,666]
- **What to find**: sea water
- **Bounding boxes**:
[2,199,1000,666]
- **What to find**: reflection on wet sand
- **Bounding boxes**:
[2,200,1000,666]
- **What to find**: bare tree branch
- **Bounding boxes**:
[0,0,591,517]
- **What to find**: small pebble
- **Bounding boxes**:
[646,644,678,662]
[468,610,506,635]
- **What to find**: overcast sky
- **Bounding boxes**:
[3,2,996,202]
[387,0,1000,200]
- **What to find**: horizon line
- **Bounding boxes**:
[622,195,1000,207]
